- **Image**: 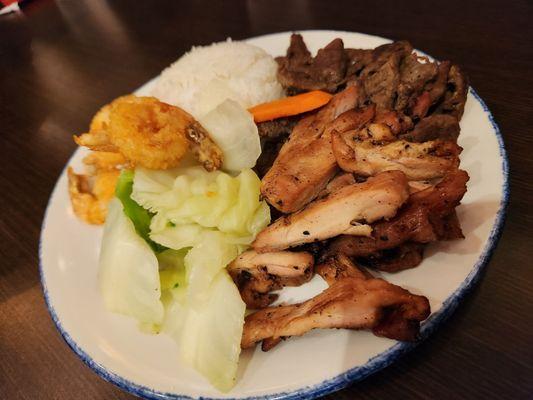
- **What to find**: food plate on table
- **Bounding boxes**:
[39,30,508,399]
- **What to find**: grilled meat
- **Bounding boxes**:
[357,242,426,273]
[400,114,460,143]
[315,253,371,285]
[276,34,349,94]
[374,109,414,135]
[254,171,410,252]
[257,117,299,140]
[317,172,356,198]
[275,35,468,124]
[345,48,374,77]
[435,64,469,119]
[359,42,407,110]
[332,135,462,180]
[328,169,469,258]
[228,250,314,309]
[261,86,365,213]
[395,53,438,112]
[242,259,430,350]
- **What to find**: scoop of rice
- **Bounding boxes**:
[152,39,284,118]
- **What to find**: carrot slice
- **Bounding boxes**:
[249,90,333,123]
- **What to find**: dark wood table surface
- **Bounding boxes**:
[1,0,532,399]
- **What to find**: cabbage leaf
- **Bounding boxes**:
[199,99,261,172]
[115,170,166,253]
[99,199,164,325]
[179,270,245,392]
[103,166,268,392]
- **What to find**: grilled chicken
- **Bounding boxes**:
[325,105,376,136]
[241,259,430,350]
[328,169,469,258]
[318,172,356,198]
[261,86,374,213]
[357,242,426,273]
[227,250,314,309]
[315,253,371,285]
[253,170,410,253]
[408,180,434,194]
[332,135,461,180]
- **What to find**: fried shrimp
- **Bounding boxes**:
[82,151,127,171]
[74,95,223,171]
[67,167,120,224]
[108,96,190,169]
[74,99,118,152]
[67,149,125,224]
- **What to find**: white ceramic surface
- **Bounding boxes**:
[39,31,508,400]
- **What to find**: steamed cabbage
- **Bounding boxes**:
[199,99,261,172]
[184,231,240,303]
[132,166,269,239]
[99,199,164,325]
[160,269,245,392]
[100,166,269,391]
[157,248,188,290]
[134,166,269,301]
[115,169,167,253]
[177,270,245,392]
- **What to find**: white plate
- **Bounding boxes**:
[39,30,509,399]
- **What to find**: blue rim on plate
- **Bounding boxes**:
[39,54,509,400]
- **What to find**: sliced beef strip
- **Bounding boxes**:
[278,33,312,69]
[371,40,414,61]
[395,54,438,112]
[426,61,451,104]
[254,116,300,178]
[434,64,469,119]
[359,44,406,110]
[345,48,374,77]
[361,54,401,110]
[275,34,312,94]
[311,38,348,90]
[276,34,348,93]
[356,41,413,110]
[407,61,451,119]
[257,116,299,140]
[399,114,460,142]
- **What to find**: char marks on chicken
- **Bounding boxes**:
[315,253,372,285]
[254,170,410,252]
[228,250,314,309]
[261,86,365,213]
[328,169,469,261]
[332,137,462,180]
[356,242,426,273]
[242,256,430,350]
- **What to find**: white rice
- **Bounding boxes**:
[152,39,284,118]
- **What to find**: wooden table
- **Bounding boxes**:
[1,0,531,398]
